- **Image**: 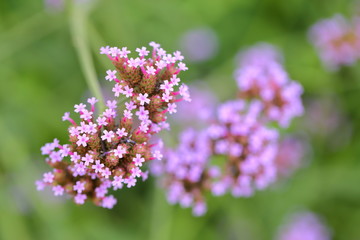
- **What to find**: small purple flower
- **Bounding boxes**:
[276,211,331,240]
[74,194,87,205]
[73,181,86,194]
[52,185,64,196]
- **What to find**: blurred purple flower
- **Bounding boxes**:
[180,27,219,62]
[235,44,304,127]
[309,14,360,71]
[276,211,331,240]
[172,84,217,127]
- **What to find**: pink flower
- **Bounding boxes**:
[167,103,177,114]
[162,92,173,102]
[74,103,86,113]
[160,80,174,93]
[113,145,127,158]
[106,100,117,109]
[152,150,163,161]
[87,97,98,106]
[82,153,94,166]
[105,70,117,81]
[97,116,108,126]
[137,93,150,105]
[112,176,124,190]
[112,83,123,97]
[101,195,117,209]
[155,60,166,69]
[100,46,110,55]
[133,154,145,167]
[116,128,128,138]
[92,160,104,173]
[76,134,89,147]
[70,152,81,162]
[119,47,131,58]
[101,130,115,142]
[122,86,133,98]
[136,47,150,57]
[124,177,137,188]
[125,101,136,111]
[52,185,64,196]
[73,181,85,193]
[146,66,156,75]
[74,194,87,205]
[80,109,93,121]
[178,62,188,71]
[102,168,111,179]
[131,167,142,178]
[35,180,45,191]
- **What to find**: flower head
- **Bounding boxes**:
[36,42,190,209]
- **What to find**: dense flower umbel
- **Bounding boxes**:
[209,100,279,197]
[153,101,279,216]
[153,43,304,216]
[276,211,331,240]
[309,14,360,70]
[36,42,190,208]
[151,129,218,216]
[235,44,304,127]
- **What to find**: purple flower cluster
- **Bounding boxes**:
[36,42,190,208]
[276,211,331,240]
[309,14,360,70]
[235,44,304,128]
[152,43,304,216]
[174,86,217,127]
[209,100,279,196]
[152,129,214,216]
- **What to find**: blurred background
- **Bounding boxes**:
[1,0,360,239]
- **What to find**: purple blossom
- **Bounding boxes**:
[309,14,360,70]
[52,185,64,196]
[124,177,137,188]
[101,130,115,143]
[92,160,104,173]
[137,93,150,105]
[276,211,331,240]
[43,172,54,183]
[37,42,190,209]
[133,154,145,167]
[112,176,124,190]
[113,145,127,158]
[101,195,117,209]
[82,153,94,166]
[74,194,87,205]
[76,134,89,147]
[105,70,117,81]
[73,181,85,193]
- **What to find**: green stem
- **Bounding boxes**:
[88,22,111,69]
[69,3,105,112]
[149,185,173,240]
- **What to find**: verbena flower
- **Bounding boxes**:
[151,129,213,216]
[309,14,360,70]
[276,211,331,240]
[173,86,217,127]
[235,44,304,127]
[36,42,190,209]
[152,43,304,216]
[210,100,279,196]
